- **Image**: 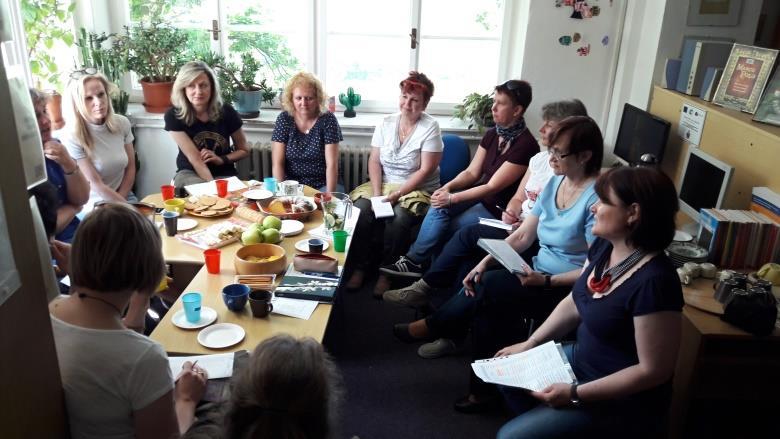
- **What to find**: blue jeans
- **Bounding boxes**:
[497,344,667,439]
[406,202,494,264]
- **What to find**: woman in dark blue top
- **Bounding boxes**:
[271,72,343,192]
[494,167,683,439]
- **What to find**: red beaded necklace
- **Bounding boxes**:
[587,248,645,294]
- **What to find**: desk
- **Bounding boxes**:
[144,187,351,355]
[671,277,780,438]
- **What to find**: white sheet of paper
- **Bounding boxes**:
[168,353,234,379]
[184,176,247,196]
[60,275,71,287]
[270,296,318,320]
[471,341,577,392]
[370,196,395,218]
[479,217,513,231]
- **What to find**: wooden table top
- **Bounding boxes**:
[145,186,350,354]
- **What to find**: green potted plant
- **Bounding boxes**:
[453,92,495,132]
[75,28,130,115]
[125,19,188,113]
[219,53,276,118]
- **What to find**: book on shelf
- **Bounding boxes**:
[712,44,779,114]
[697,207,779,269]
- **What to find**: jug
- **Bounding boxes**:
[321,192,353,233]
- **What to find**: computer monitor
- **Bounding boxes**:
[613,103,671,166]
[678,145,734,220]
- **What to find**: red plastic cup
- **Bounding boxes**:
[215,179,228,197]
[161,185,175,201]
[204,249,221,274]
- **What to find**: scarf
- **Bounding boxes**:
[496,119,527,151]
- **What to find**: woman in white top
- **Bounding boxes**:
[346,71,443,291]
[49,203,207,439]
[63,72,136,211]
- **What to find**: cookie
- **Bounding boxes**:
[199,196,217,206]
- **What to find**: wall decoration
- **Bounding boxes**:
[559,35,572,46]
[687,0,743,26]
[601,35,609,46]
[712,44,778,114]
[577,44,591,56]
[752,68,780,127]
[571,0,586,19]
[573,33,581,42]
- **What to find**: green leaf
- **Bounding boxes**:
[44,39,53,49]
[62,33,74,45]
[30,60,40,74]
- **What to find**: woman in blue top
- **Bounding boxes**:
[494,166,683,439]
[272,72,343,192]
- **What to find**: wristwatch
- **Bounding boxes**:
[544,275,552,289]
[570,383,581,406]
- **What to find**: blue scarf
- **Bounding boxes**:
[496,119,527,151]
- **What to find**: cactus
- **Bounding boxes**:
[339,87,362,118]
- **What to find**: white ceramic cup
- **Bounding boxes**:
[683,262,701,278]
[699,262,717,279]
[677,268,692,285]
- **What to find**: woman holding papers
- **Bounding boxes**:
[49,203,207,438]
[346,71,443,291]
[391,116,602,413]
[165,61,250,187]
[494,166,683,438]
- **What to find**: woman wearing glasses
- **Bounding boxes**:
[391,117,603,412]
[63,71,136,211]
[166,61,250,187]
[378,80,539,294]
[272,72,343,192]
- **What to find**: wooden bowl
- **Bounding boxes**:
[234,243,288,275]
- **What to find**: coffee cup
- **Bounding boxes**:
[676,268,691,285]
[699,263,717,279]
[249,289,274,318]
[162,211,179,236]
[683,262,701,278]
[164,198,186,214]
[222,284,250,311]
[308,238,325,254]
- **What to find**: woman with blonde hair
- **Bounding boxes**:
[165,61,250,187]
[272,71,343,192]
[63,72,135,211]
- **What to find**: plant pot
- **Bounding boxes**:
[234,89,261,118]
[343,109,356,118]
[140,80,174,113]
[45,90,65,130]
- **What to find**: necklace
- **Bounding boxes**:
[559,178,583,210]
[77,292,123,317]
[295,115,316,135]
[587,248,645,295]
[399,120,416,142]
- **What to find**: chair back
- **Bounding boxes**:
[440,134,470,186]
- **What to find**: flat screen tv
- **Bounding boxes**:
[613,103,671,166]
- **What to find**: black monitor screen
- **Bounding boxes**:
[679,152,726,213]
[614,103,671,165]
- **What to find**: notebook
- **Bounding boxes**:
[477,238,530,275]
[371,196,395,218]
[274,265,339,303]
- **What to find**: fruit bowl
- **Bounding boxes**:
[234,244,287,275]
[258,196,317,221]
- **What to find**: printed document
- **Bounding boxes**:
[471,341,577,392]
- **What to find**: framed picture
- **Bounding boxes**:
[687,0,742,26]
[752,69,780,127]
[712,44,779,114]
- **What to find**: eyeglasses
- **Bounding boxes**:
[500,80,525,91]
[549,148,575,161]
[69,67,98,80]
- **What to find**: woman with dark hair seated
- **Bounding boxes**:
[494,166,682,438]
[184,334,342,439]
[49,203,207,438]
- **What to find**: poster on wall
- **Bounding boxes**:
[711,44,778,114]
[752,69,780,127]
[687,0,743,26]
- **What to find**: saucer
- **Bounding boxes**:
[197,323,246,349]
[177,218,198,231]
[171,306,217,329]
[673,230,693,242]
[244,189,274,201]
[280,220,304,236]
[295,238,329,253]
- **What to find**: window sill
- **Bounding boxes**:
[126,104,482,141]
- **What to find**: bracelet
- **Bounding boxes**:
[64,167,79,176]
[447,193,453,207]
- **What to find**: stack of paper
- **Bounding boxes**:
[471,341,577,392]
[184,176,247,196]
[371,196,395,218]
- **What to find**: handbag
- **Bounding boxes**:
[293,253,338,274]
[720,289,778,336]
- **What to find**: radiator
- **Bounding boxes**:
[243,142,370,192]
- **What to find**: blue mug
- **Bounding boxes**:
[222,284,250,311]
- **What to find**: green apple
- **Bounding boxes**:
[261,228,281,244]
[241,228,263,245]
[262,215,283,231]
[249,223,265,233]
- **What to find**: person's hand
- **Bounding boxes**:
[517,270,545,287]
[529,383,573,408]
[501,208,519,225]
[463,260,488,296]
[200,149,222,165]
[383,190,401,205]
[175,361,208,404]
[495,339,536,357]
[50,240,71,275]
[430,189,451,209]
[44,140,77,172]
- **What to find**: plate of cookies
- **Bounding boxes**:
[184,195,234,218]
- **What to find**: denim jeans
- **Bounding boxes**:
[497,344,667,439]
[406,202,494,264]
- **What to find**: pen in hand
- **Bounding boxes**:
[496,204,518,220]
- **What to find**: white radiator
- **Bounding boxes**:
[243,143,370,192]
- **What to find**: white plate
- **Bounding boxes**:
[673,230,693,242]
[295,238,329,253]
[171,306,217,329]
[280,220,304,236]
[177,218,199,231]
[244,189,274,201]
[197,323,246,349]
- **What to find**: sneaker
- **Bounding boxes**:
[383,279,431,308]
[418,338,459,359]
[379,256,424,278]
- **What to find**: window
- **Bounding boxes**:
[125,0,506,112]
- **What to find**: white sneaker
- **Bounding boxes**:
[382,279,431,308]
[418,338,459,359]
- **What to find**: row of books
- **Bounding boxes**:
[696,188,780,268]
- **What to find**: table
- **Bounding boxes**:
[144,187,352,355]
[671,277,780,437]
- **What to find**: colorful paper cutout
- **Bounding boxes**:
[573,33,581,43]
[577,44,591,56]
[601,35,609,46]
[559,35,572,46]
